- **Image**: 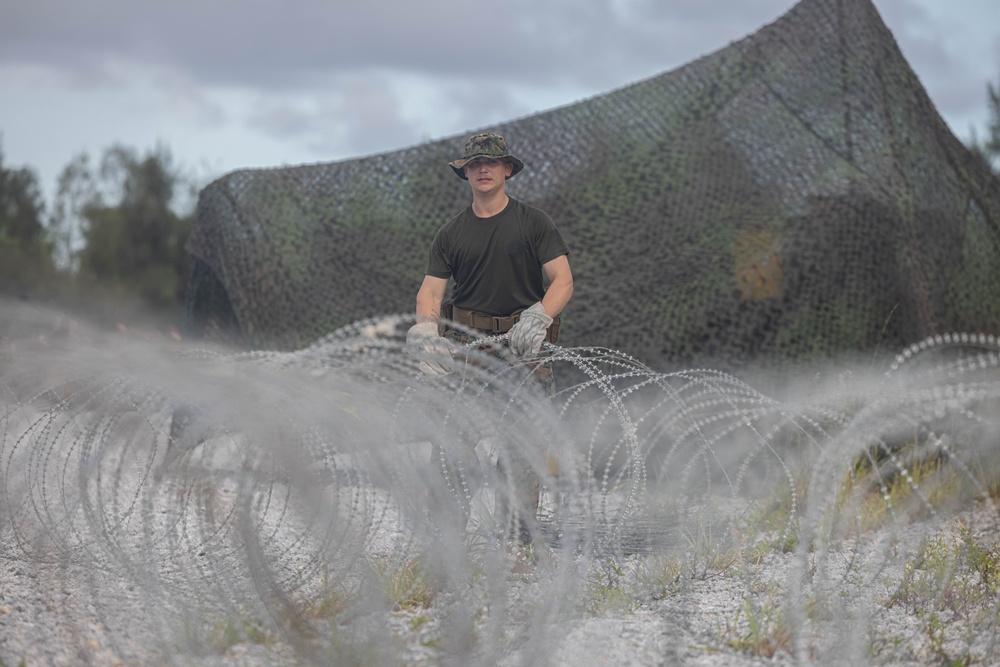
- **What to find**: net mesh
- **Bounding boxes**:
[183,0,1000,373]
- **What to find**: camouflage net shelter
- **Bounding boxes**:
[184,0,1000,374]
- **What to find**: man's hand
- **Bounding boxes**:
[508,302,553,356]
[406,322,455,375]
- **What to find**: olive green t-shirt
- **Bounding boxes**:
[426,198,569,316]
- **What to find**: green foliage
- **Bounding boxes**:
[0,143,56,298]
[49,152,96,271]
[0,151,45,243]
[1,138,199,324]
[0,235,56,298]
[76,144,193,310]
[988,80,1000,160]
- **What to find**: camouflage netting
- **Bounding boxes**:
[184,0,1000,373]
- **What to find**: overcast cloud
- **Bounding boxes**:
[1,0,997,203]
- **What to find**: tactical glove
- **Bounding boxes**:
[508,302,553,357]
[406,322,455,375]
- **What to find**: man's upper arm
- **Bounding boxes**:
[416,275,449,322]
[419,274,449,299]
[542,254,572,283]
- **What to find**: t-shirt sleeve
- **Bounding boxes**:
[426,228,452,278]
[535,210,570,265]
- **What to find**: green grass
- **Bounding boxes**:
[586,556,637,615]
[300,569,358,622]
[206,615,273,654]
[876,516,1000,665]
[886,520,1000,617]
[721,596,793,658]
[374,558,438,611]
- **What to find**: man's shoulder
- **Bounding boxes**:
[438,206,473,232]
[509,198,554,225]
[509,197,542,213]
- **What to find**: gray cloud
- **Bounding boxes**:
[245,71,424,158]
[0,0,798,92]
[8,0,991,118]
[874,0,998,128]
[1,0,996,194]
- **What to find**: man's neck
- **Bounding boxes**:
[471,191,509,218]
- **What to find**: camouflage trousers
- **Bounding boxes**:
[442,327,555,396]
[433,327,555,544]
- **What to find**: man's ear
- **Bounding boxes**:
[505,161,514,178]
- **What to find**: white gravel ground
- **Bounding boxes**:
[3,304,998,666]
[1,490,995,666]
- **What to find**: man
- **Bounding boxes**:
[406,132,573,546]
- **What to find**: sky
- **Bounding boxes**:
[1,0,998,208]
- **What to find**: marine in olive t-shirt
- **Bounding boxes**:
[426,197,569,316]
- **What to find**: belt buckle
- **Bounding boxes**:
[491,316,505,332]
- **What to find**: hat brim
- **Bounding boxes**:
[449,155,524,180]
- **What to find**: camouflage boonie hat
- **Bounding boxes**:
[448,133,525,180]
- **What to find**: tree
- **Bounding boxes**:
[75,144,194,311]
[50,152,98,271]
[970,74,1000,174]
[0,142,54,297]
[984,78,1000,170]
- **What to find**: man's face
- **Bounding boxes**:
[464,157,513,194]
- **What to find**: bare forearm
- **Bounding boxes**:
[540,255,573,318]
[415,276,447,323]
[541,275,573,318]
[415,293,440,323]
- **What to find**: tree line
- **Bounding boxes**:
[0,141,197,329]
[1,77,998,331]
